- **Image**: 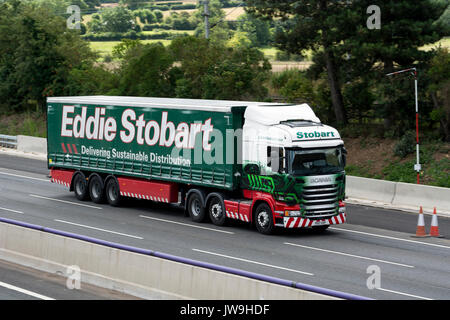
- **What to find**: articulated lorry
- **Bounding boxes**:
[47,96,347,234]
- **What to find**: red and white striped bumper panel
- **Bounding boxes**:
[226,210,250,222]
[119,191,170,203]
[50,178,70,187]
[284,213,346,228]
[50,169,74,188]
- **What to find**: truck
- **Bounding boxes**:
[47,96,347,234]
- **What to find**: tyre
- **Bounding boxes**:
[187,192,206,222]
[73,173,89,201]
[105,177,121,207]
[254,202,275,235]
[208,195,226,226]
[89,175,105,204]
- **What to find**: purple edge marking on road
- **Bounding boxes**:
[0,216,371,300]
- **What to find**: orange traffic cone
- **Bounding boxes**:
[429,207,444,238]
[412,206,428,238]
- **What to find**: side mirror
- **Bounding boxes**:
[243,163,261,175]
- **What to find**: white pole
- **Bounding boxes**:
[414,75,421,184]
[386,68,421,184]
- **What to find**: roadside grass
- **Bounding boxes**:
[0,112,47,138]
[345,139,450,188]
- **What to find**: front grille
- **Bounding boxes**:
[302,184,338,218]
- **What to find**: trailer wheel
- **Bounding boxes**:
[208,195,226,226]
[187,192,206,222]
[105,178,121,207]
[89,175,105,204]
[73,173,89,201]
[254,203,275,235]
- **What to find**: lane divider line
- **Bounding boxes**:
[376,287,432,300]
[0,280,55,300]
[0,171,49,182]
[284,242,415,268]
[139,215,235,235]
[192,248,314,276]
[330,226,450,250]
[29,194,102,210]
[54,219,143,240]
[0,207,24,214]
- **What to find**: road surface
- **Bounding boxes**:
[0,153,449,300]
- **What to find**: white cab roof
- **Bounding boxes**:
[244,103,321,125]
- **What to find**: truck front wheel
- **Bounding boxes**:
[255,203,275,235]
[105,178,121,207]
[188,193,206,222]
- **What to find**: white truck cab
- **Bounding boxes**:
[241,104,347,231]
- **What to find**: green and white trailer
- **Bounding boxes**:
[47,96,347,234]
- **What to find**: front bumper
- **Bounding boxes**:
[283,212,346,228]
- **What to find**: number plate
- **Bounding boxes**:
[311,219,329,226]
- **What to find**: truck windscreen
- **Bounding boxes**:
[287,147,345,176]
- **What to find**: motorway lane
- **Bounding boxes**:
[1,153,450,300]
[0,260,137,300]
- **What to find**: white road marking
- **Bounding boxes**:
[284,242,415,268]
[29,194,102,210]
[0,281,55,300]
[139,215,235,235]
[54,219,143,240]
[330,226,450,249]
[376,287,432,300]
[0,207,24,214]
[192,248,314,276]
[0,171,49,182]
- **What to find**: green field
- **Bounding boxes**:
[89,40,172,57]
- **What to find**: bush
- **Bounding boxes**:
[82,31,180,41]
[171,4,196,10]
[394,131,416,158]
[143,24,172,31]
[275,50,303,61]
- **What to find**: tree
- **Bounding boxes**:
[101,6,135,33]
[169,36,271,100]
[115,42,177,97]
[153,10,163,23]
[0,0,97,112]
[120,0,142,10]
[245,0,350,125]
[339,0,446,132]
[236,13,272,47]
[427,48,450,141]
